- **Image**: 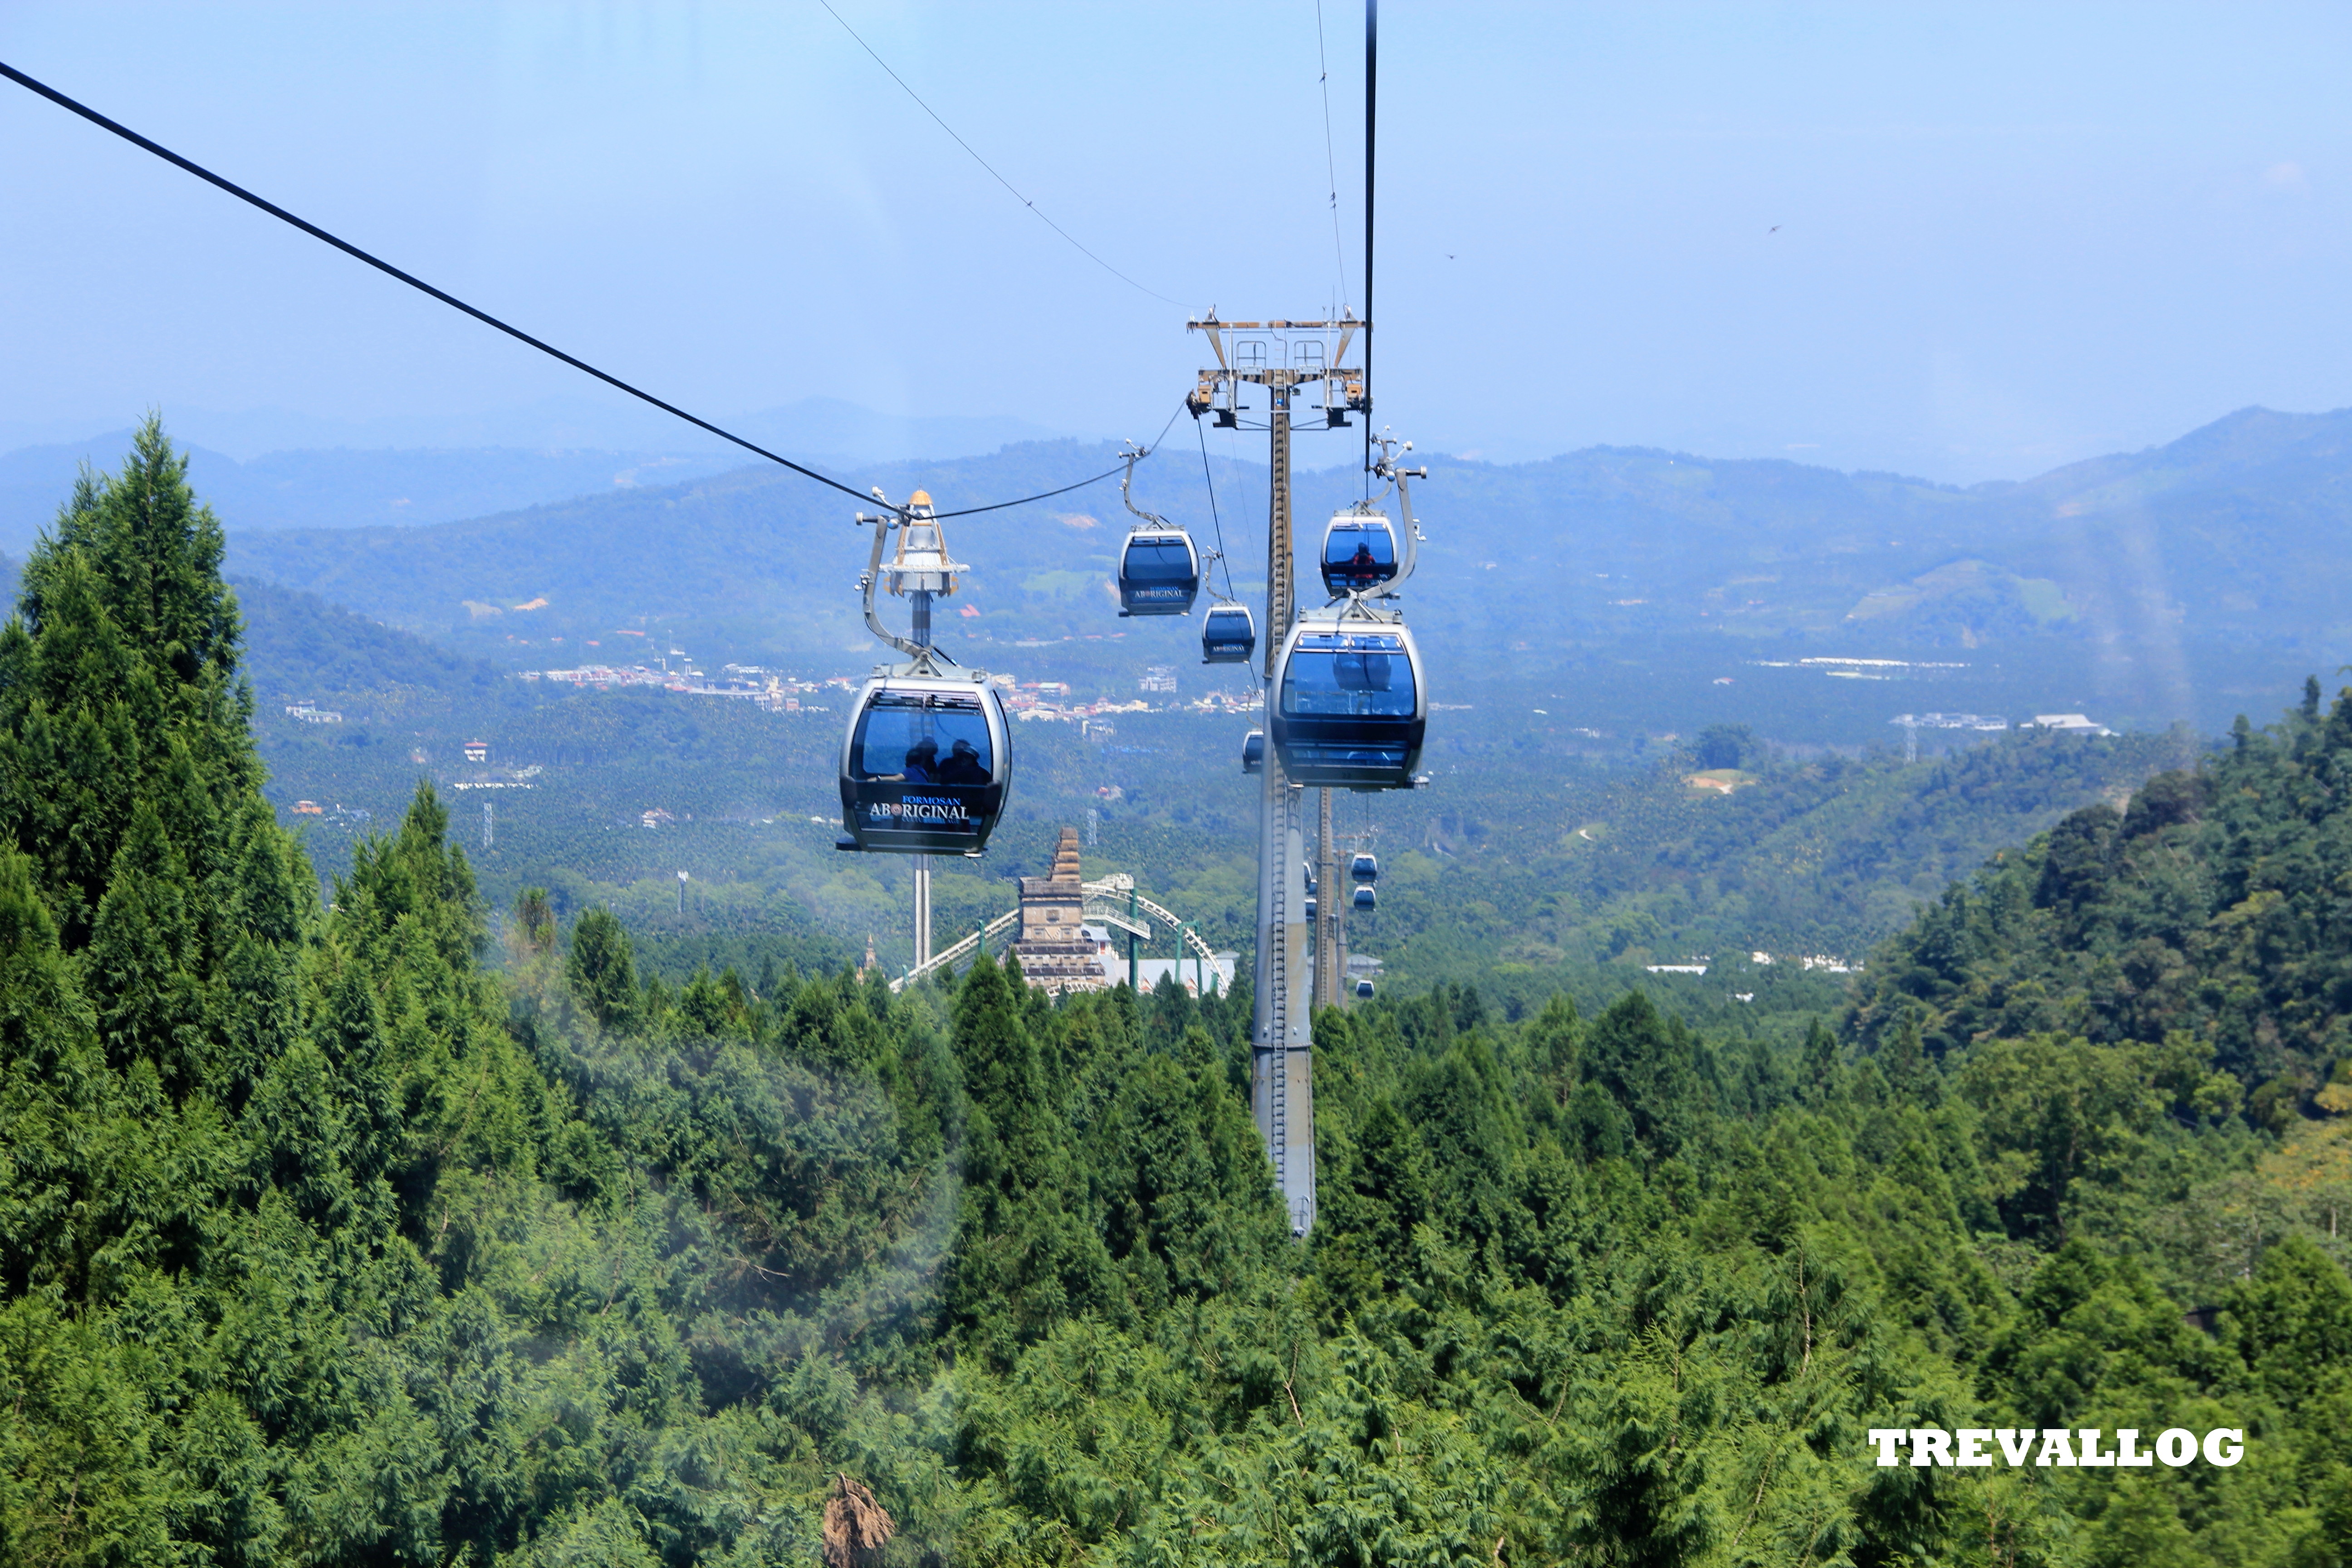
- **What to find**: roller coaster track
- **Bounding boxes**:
[890,874,1218,993]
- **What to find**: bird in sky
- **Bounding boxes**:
[1769,225,1781,233]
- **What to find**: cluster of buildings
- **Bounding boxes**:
[520,658,854,714]
[519,660,1255,725]
[1890,712,2010,733]
[1746,656,1973,682]
[1885,711,2113,738]
[1015,694,1155,726]
[283,800,372,824]
[1004,676,1254,725]
[1644,951,1863,977]
[2024,713,2115,736]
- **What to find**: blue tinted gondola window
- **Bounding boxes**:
[1323,524,1396,581]
[852,692,993,783]
[1122,538,1196,583]
[1280,634,1416,717]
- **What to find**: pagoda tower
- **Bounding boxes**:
[1009,826,1110,994]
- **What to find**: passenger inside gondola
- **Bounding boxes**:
[938,738,989,784]
[853,691,993,783]
[1323,524,1396,590]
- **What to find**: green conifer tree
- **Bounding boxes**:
[567,907,642,1032]
[944,954,1116,1360]
[0,418,258,949]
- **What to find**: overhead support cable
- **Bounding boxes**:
[815,0,1187,308]
[1363,0,1378,490]
[1196,415,1263,691]
[934,453,1135,519]
[0,57,1131,521]
[1314,0,1351,313]
[939,400,1179,519]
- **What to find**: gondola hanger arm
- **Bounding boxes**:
[1118,441,1169,529]
[1368,430,1426,587]
[855,505,922,662]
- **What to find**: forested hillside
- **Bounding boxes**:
[1849,677,2352,1300]
[231,576,519,709]
[5,426,2350,1565]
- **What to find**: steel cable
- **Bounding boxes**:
[0,57,1132,521]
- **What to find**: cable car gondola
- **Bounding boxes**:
[1319,510,1401,598]
[1352,884,1377,912]
[1350,852,1379,883]
[1319,438,1427,602]
[838,671,1012,854]
[1201,602,1256,663]
[1268,615,1427,790]
[835,491,1014,854]
[1118,529,1200,616]
[1242,730,1264,774]
[1354,978,1376,1000]
[1303,894,1317,921]
[1115,441,1201,616]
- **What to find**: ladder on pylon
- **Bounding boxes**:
[1265,869,1289,1190]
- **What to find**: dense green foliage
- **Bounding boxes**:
[1850,679,2352,1301]
[7,427,2350,1565]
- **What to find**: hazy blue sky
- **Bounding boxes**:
[5,2,2351,480]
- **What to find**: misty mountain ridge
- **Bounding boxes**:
[0,395,1093,554]
[217,403,2352,688]
[0,393,1087,463]
[0,437,757,554]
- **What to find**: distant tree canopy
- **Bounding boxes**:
[1693,721,1755,771]
[1,425,2346,1566]
[1852,681,2352,1126]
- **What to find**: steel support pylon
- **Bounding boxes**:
[912,854,932,971]
[1251,385,1316,1236]
[909,581,936,973]
[1314,788,1343,1009]
[1186,317,1366,1241]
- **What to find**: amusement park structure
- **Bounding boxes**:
[888,825,1225,997]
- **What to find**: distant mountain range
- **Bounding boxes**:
[212,404,2352,666]
[0,393,1087,466]
[0,396,1088,553]
[12,404,2350,738]
[0,439,752,553]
